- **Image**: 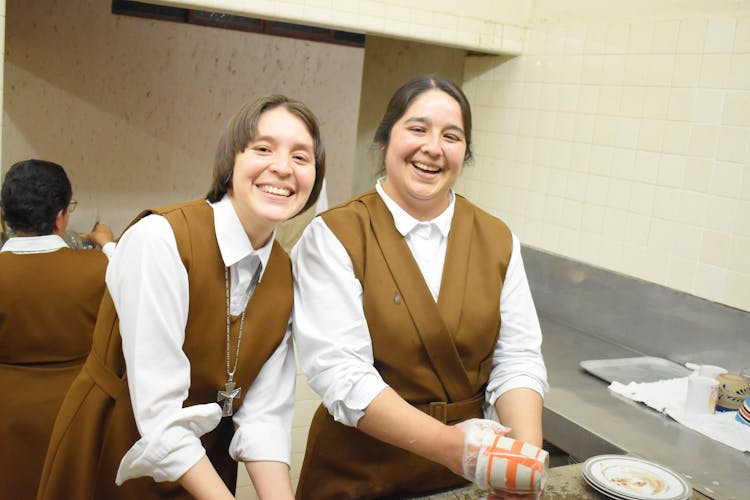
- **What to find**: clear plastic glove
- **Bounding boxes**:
[457,418,511,484]
[458,419,548,498]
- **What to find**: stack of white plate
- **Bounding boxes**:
[736,396,750,426]
[581,455,691,500]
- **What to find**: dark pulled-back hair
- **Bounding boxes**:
[206,95,326,215]
[373,74,474,162]
[1,159,72,235]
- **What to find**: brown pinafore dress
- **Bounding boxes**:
[37,200,292,499]
[296,192,513,499]
[0,249,107,500]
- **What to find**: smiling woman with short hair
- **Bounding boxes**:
[38,95,326,500]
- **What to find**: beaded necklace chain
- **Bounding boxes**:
[217,264,259,417]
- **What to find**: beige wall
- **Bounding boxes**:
[2,0,362,236]
[352,35,466,195]
[0,0,5,168]
[459,3,750,311]
[146,0,533,54]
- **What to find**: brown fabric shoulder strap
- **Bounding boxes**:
[145,198,210,268]
[240,240,293,376]
[437,196,475,336]
[360,195,474,402]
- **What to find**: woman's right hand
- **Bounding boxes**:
[81,222,114,247]
[455,418,511,481]
[177,455,235,500]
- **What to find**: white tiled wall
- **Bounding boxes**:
[459,6,750,311]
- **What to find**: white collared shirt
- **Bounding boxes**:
[292,180,548,427]
[1,234,116,259]
[111,195,295,484]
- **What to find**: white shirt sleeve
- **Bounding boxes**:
[229,322,296,466]
[292,217,388,428]
[111,215,221,484]
[485,233,549,411]
[101,241,116,259]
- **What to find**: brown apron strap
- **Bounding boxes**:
[83,351,127,400]
[415,392,485,424]
[436,197,473,334]
[364,196,474,402]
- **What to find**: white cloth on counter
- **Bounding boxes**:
[609,377,750,452]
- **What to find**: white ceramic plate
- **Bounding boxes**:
[582,472,633,500]
[582,455,691,500]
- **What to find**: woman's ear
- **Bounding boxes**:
[52,209,69,236]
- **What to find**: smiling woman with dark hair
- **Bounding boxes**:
[38,95,326,500]
[293,75,548,499]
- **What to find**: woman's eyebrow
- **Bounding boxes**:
[404,116,464,134]
[252,134,314,151]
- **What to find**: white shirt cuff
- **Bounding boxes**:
[115,403,221,484]
[324,373,389,427]
[486,374,548,409]
[101,241,116,259]
[230,422,292,466]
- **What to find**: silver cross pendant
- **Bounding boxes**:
[217,381,242,417]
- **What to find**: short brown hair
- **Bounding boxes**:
[206,95,326,215]
[374,74,473,163]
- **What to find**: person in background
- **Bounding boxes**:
[37,94,325,500]
[293,75,548,499]
[0,159,115,500]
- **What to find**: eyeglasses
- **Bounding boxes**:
[68,199,78,213]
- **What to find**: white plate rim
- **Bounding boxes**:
[582,455,690,500]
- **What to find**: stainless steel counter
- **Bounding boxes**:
[540,315,748,499]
